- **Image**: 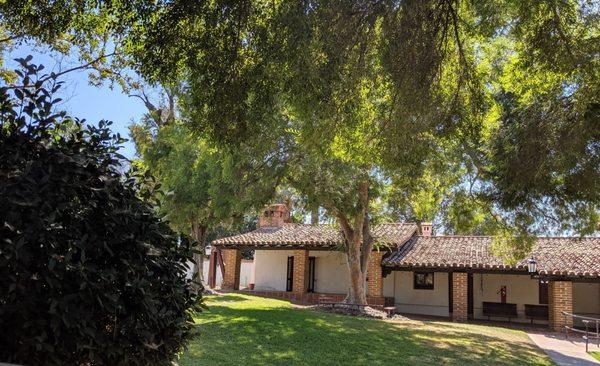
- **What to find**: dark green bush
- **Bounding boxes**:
[0,58,202,366]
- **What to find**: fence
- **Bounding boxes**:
[562,311,600,353]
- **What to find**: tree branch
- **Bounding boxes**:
[551,1,577,67]
[129,92,157,113]
[335,210,353,252]
[0,34,24,43]
[352,180,369,236]
[359,211,373,275]
[7,52,117,90]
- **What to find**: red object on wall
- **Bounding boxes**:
[500,285,507,303]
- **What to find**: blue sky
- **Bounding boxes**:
[6,45,145,159]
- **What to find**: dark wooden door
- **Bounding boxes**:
[467,273,474,319]
[448,272,453,316]
[286,256,294,292]
[308,257,316,293]
[539,280,549,304]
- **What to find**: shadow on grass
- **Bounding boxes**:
[209,294,250,303]
[180,297,552,366]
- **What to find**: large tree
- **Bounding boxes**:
[132,0,471,304]
[5,0,598,304]
[124,0,599,304]
[130,105,286,283]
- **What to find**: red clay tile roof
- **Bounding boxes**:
[211,222,418,249]
[382,236,600,278]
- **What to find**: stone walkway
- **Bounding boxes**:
[528,332,600,366]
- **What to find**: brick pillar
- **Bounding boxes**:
[292,249,309,294]
[221,249,241,290]
[452,272,468,322]
[367,251,383,298]
[549,281,573,332]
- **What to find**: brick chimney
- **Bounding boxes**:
[258,203,290,228]
[419,222,432,237]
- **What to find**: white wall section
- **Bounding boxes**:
[384,271,450,317]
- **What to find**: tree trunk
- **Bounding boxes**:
[335,181,371,306]
[360,211,374,280]
[310,207,319,225]
[190,221,206,291]
[345,232,367,304]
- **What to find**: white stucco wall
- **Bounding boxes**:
[383,272,395,297]
[252,250,600,322]
[198,258,224,286]
[253,250,294,291]
[382,271,553,321]
[253,250,350,293]
[311,251,349,293]
[383,271,450,317]
[188,257,254,289]
[472,273,545,323]
[239,260,255,287]
[573,282,600,317]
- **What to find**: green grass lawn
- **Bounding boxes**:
[179,294,553,366]
[590,351,600,362]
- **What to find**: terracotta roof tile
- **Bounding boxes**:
[211,222,418,249]
[382,236,600,278]
[213,221,600,277]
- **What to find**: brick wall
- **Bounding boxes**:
[367,251,383,298]
[452,272,468,322]
[221,248,241,290]
[549,280,573,332]
[292,249,309,293]
[258,204,290,228]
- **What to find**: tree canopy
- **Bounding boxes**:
[3,1,597,235]
[128,0,598,302]
[130,107,286,278]
[125,0,599,233]
[3,0,597,304]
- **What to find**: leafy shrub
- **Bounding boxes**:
[0,58,202,366]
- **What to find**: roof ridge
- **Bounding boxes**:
[384,234,600,278]
[533,236,600,239]
[422,235,600,239]
[424,235,492,238]
[282,222,415,226]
